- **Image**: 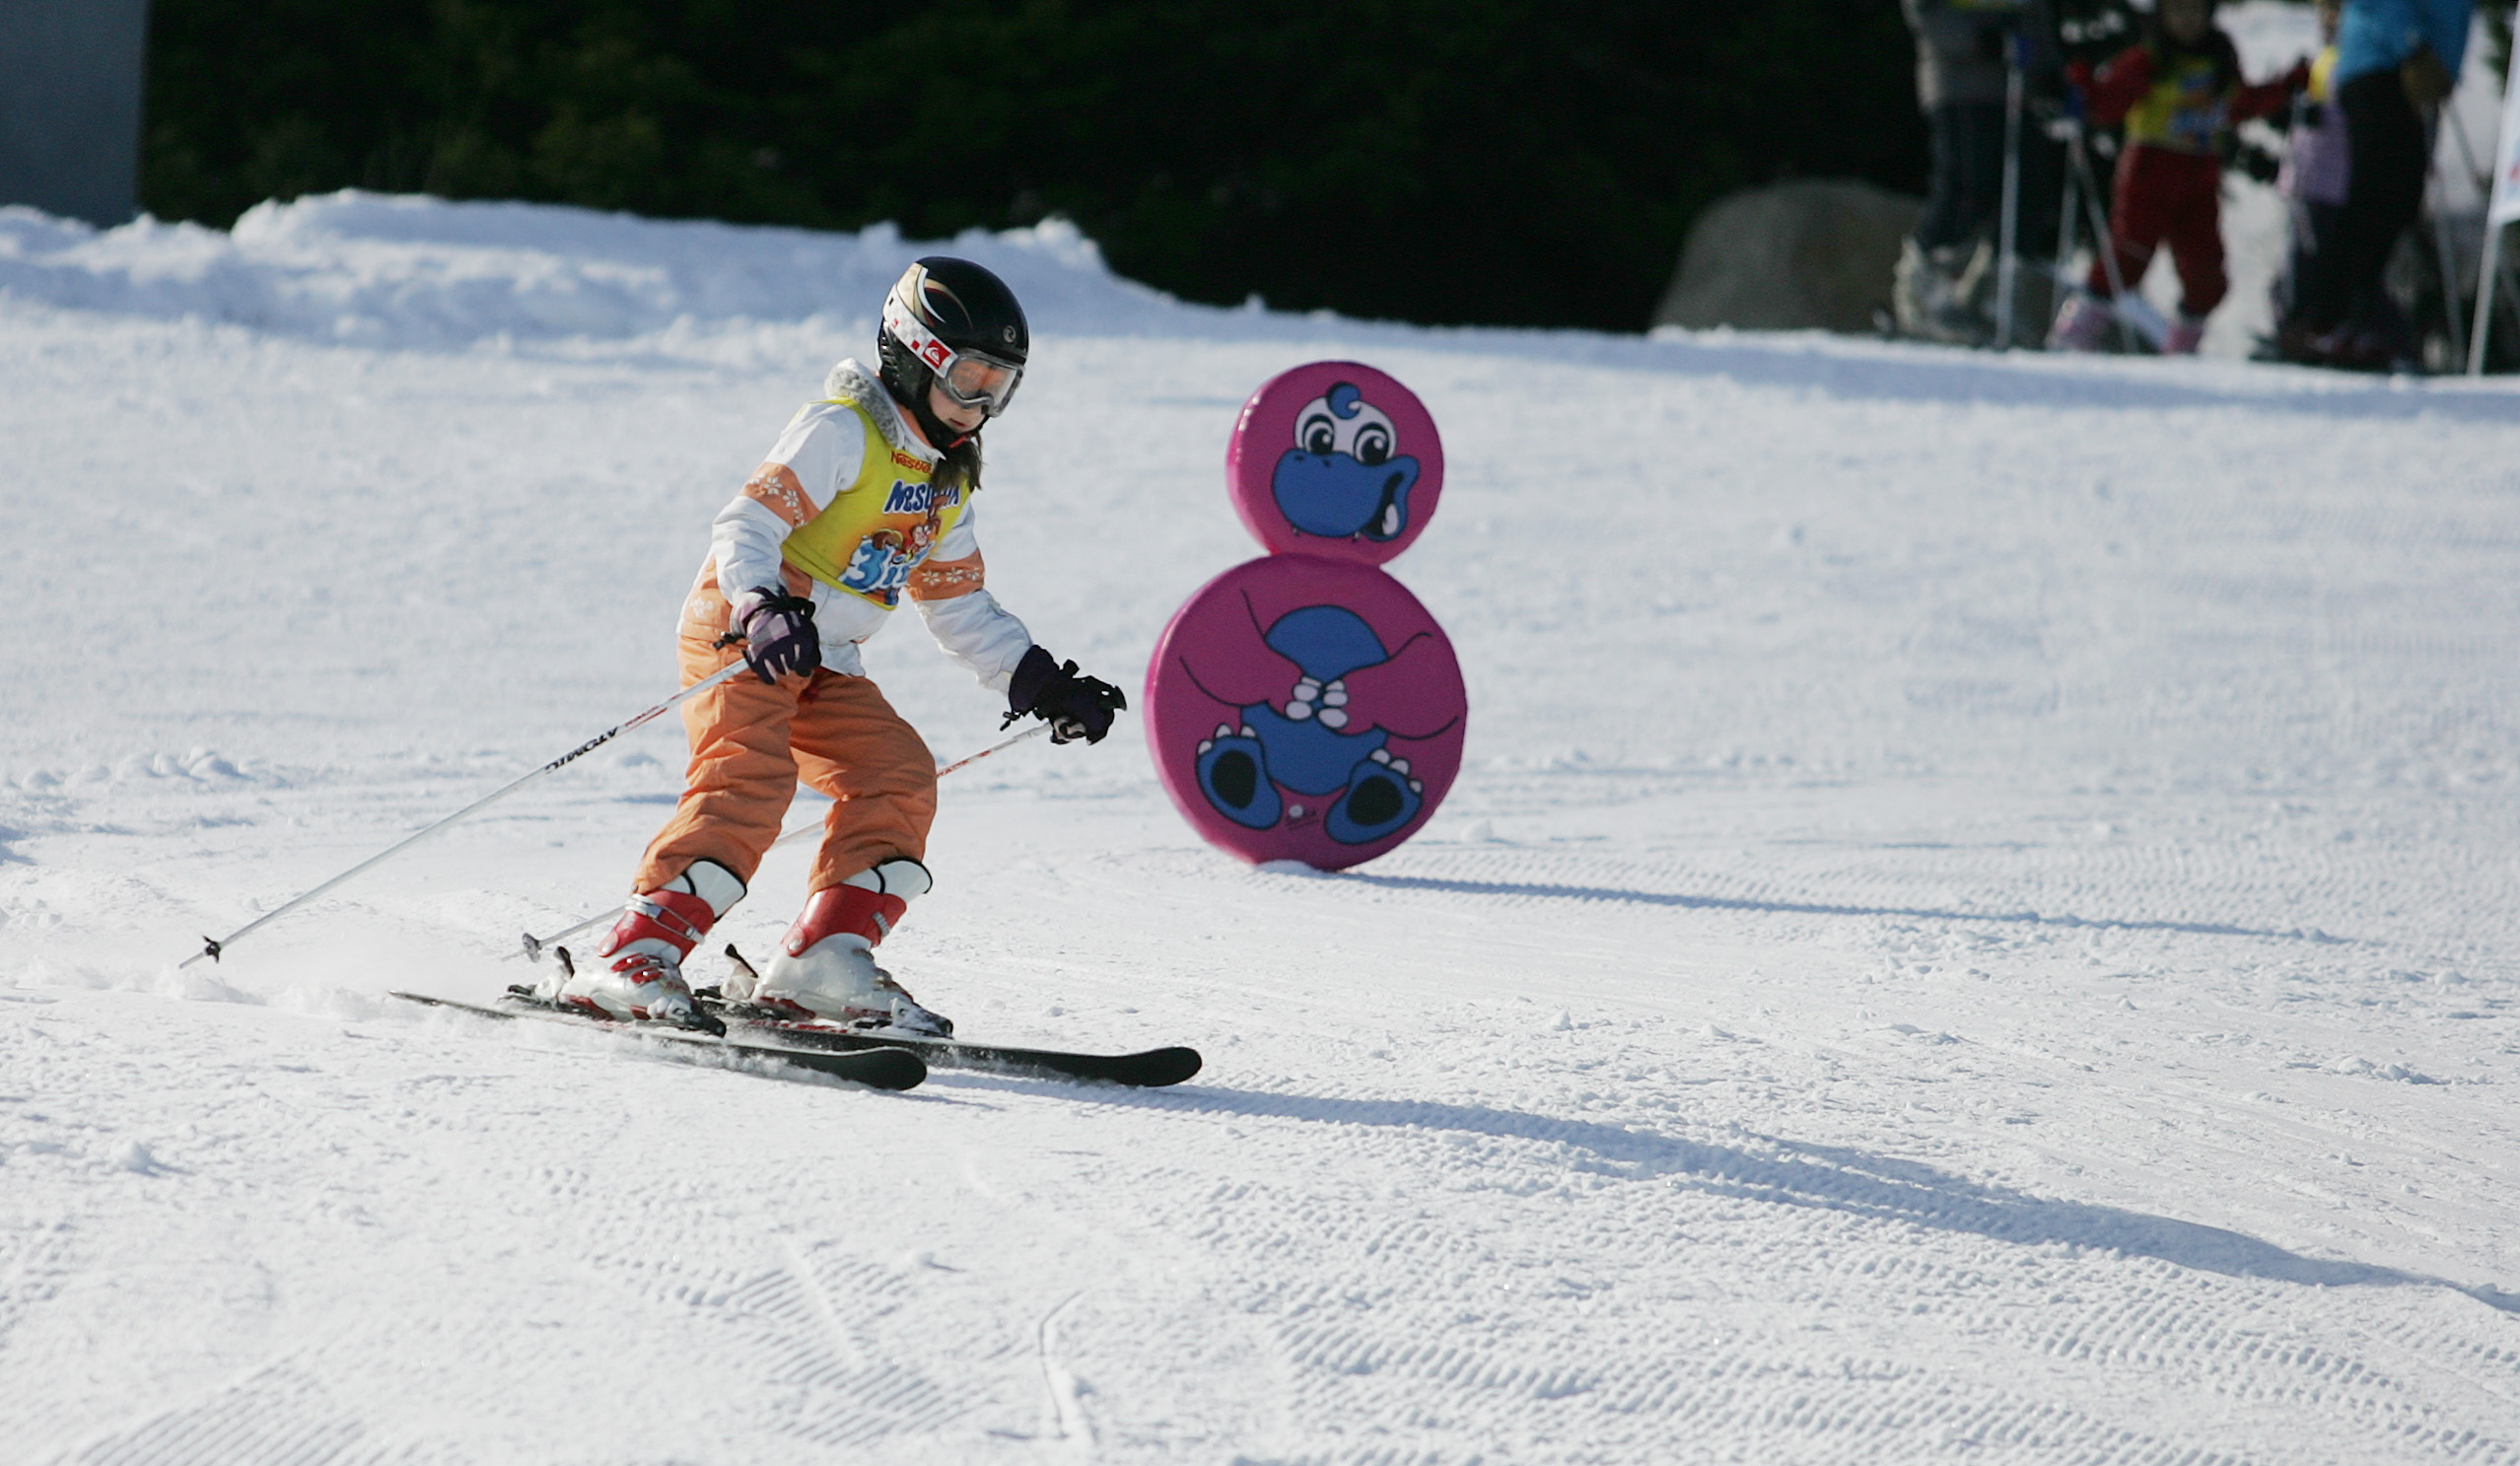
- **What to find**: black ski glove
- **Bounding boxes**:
[1007,644,1127,744]
[735,589,820,684]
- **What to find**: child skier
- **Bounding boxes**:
[551,256,1125,1035]
[2051,0,2306,353]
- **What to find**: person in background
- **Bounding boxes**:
[2272,0,2417,367]
[2278,0,2352,287]
[2050,0,2307,354]
[2280,0,2475,366]
[1897,0,2066,345]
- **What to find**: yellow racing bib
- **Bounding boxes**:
[779,399,972,610]
[2123,50,2231,154]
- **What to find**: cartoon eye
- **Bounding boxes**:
[1339,401,1397,459]
[1293,389,1399,460]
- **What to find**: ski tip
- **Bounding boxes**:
[1131,1047,1204,1086]
[759,1043,926,1090]
[833,1046,928,1091]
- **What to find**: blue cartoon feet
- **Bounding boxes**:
[1197,723,1282,829]
[1326,746,1423,845]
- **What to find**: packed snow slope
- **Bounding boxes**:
[4,194,2519,1466]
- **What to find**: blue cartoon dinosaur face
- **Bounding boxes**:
[1271,383,1422,542]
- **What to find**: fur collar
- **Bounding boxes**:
[821,358,936,462]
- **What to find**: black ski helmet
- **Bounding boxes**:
[877,256,1029,447]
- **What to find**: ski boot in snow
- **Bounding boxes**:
[554,860,744,1032]
[2048,292,2115,352]
[2162,312,2206,356]
[749,859,952,1036]
[1893,240,1991,346]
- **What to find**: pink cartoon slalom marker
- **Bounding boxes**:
[1147,362,1466,871]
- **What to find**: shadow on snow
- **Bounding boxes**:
[1320,869,2346,943]
[1137,1083,2517,1314]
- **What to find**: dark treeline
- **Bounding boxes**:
[141,1,1925,331]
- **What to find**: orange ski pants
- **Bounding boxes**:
[631,634,937,901]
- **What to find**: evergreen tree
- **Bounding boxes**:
[142,0,1925,330]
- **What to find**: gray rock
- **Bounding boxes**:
[1653,180,1926,335]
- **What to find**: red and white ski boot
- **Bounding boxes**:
[748,859,951,1036]
[556,860,744,1030]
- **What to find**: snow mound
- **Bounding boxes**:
[0,190,1188,348]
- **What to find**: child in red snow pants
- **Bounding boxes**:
[2090,146,2229,317]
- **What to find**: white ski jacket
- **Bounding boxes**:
[690,359,1034,692]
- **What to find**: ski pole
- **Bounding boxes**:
[2443,103,2520,373]
[2421,107,2469,370]
[184,660,751,967]
[936,720,1049,777]
[1995,29,2027,350]
[2067,125,2143,354]
[515,721,1052,961]
[2053,118,2081,294]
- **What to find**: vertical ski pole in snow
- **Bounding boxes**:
[2449,98,2520,375]
[2422,107,2469,371]
[514,721,1052,961]
[1994,30,2027,350]
[2439,79,2520,375]
[183,660,752,967]
[2054,117,2081,296]
[2064,120,2143,354]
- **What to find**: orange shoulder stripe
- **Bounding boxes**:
[740,462,813,529]
[907,551,986,601]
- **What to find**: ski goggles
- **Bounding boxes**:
[883,292,1023,416]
